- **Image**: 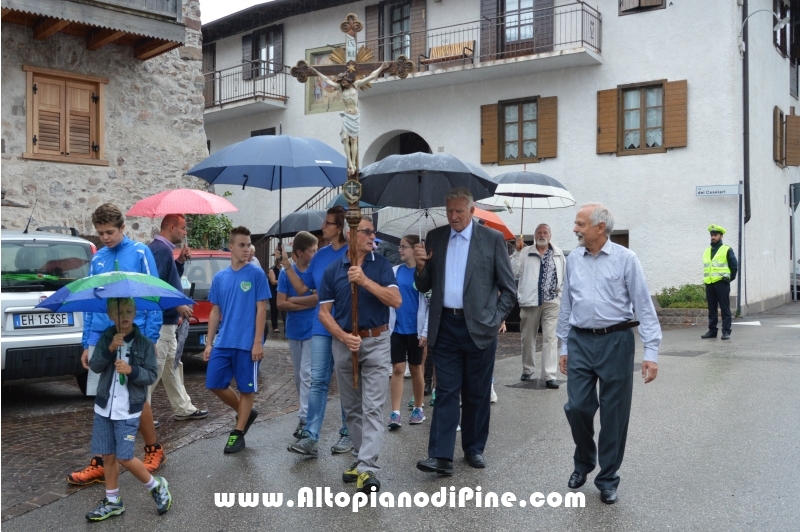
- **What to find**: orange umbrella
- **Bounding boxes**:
[473,208,514,240]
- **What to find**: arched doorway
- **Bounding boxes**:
[363,130,432,166]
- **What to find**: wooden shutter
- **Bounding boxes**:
[365,4,380,61]
[641,0,664,6]
[775,106,785,165]
[480,0,499,61]
[537,96,557,159]
[663,79,688,148]
[273,25,283,69]
[202,43,216,106]
[621,0,640,11]
[786,114,800,166]
[409,0,426,67]
[65,81,94,159]
[242,34,253,80]
[596,89,618,154]
[32,76,64,156]
[481,104,499,164]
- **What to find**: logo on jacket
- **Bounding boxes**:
[240,281,252,292]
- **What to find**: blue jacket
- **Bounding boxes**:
[148,237,185,325]
[81,236,163,348]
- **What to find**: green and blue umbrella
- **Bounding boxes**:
[35,271,194,313]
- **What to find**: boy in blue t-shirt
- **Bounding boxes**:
[276,231,318,439]
[203,227,270,454]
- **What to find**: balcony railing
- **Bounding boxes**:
[93,0,182,21]
[203,60,288,108]
[359,2,600,72]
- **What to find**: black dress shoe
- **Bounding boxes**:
[721,332,730,340]
[700,330,717,339]
[600,489,618,504]
[545,379,560,389]
[465,454,486,468]
[520,373,531,382]
[424,383,432,395]
[416,457,454,476]
[567,471,587,489]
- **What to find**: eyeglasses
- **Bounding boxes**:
[356,229,377,237]
[398,245,413,250]
[322,221,340,227]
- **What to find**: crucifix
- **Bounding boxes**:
[290,13,413,387]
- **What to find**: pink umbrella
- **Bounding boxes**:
[126,189,238,217]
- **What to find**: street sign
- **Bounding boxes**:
[696,184,740,197]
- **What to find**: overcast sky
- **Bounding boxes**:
[201,0,273,24]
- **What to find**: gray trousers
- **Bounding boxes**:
[331,334,391,474]
[564,327,635,491]
[520,301,560,380]
[288,339,312,422]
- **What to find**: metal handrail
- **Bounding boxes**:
[203,60,289,108]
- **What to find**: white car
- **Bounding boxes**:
[1,228,95,394]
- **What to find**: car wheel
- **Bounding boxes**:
[75,371,89,396]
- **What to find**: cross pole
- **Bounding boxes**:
[290,13,412,388]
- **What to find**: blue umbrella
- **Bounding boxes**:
[186,135,348,237]
[327,192,378,210]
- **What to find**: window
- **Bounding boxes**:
[242,25,283,81]
[390,2,411,60]
[775,106,786,167]
[257,30,276,76]
[596,80,687,156]
[621,85,663,151]
[505,0,534,44]
[502,99,538,161]
[480,96,557,164]
[22,66,108,166]
[775,0,789,57]
[251,128,276,137]
[619,0,665,16]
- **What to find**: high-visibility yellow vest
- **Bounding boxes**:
[703,245,731,284]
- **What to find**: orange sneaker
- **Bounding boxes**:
[143,444,166,473]
[67,456,105,486]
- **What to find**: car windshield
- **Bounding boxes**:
[181,257,230,300]
[1,240,92,292]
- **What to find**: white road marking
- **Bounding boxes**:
[774,324,800,328]
[732,321,761,326]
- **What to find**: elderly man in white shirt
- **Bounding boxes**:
[511,223,565,388]
[557,203,661,506]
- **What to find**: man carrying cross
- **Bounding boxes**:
[309,62,389,176]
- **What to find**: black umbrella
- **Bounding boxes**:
[266,210,328,238]
[359,152,499,209]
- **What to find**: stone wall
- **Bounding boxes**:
[1,0,208,241]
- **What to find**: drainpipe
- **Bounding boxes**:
[738,0,751,316]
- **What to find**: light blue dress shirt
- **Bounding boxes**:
[443,221,473,309]
[556,239,662,362]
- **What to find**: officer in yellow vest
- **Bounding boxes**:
[701,224,738,340]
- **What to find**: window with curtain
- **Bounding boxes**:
[502,99,538,161]
[390,2,411,60]
[622,85,663,151]
[505,0,534,43]
[257,31,275,77]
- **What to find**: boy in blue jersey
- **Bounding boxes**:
[203,226,270,454]
[276,231,318,439]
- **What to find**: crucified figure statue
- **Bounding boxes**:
[309,61,390,176]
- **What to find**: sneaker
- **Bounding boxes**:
[457,424,461,432]
[288,437,319,457]
[388,411,402,430]
[224,430,245,454]
[409,407,426,425]
[174,409,209,421]
[342,461,359,483]
[408,399,415,410]
[85,497,124,521]
[143,444,166,473]
[150,476,172,515]
[331,433,353,454]
[293,420,308,440]
[490,383,498,403]
[235,409,259,435]
[153,419,161,429]
[356,471,380,493]
[67,456,105,486]
[429,389,436,407]
[404,363,411,378]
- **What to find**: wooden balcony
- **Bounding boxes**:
[1,0,186,60]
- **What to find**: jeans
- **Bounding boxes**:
[304,335,347,441]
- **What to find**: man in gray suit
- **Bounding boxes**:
[413,187,516,475]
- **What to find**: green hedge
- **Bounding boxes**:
[657,284,707,309]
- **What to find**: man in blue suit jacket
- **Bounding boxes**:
[414,187,516,475]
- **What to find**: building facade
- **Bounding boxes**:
[1,0,209,241]
[201,0,800,313]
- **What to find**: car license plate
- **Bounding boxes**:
[13,312,74,329]
[199,334,206,346]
